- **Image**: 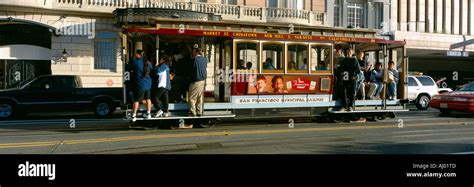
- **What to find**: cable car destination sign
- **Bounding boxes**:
[125,28,405,45]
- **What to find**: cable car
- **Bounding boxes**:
[115,9,408,127]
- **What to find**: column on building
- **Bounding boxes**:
[342,0,348,28]
[408,0,417,31]
[399,0,408,31]
[451,0,459,35]
[469,0,473,35]
[444,0,452,34]
[391,0,398,31]
[383,1,391,31]
[417,0,426,32]
[461,0,468,35]
[367,2,374,29]
[435,0,443,33]
[426,0,434,33]
[326,0,335,27]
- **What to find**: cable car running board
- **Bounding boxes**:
[328,109,409,114]
[126,115,236,121]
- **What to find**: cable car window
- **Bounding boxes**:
[235,42,258,73]
[310,45,332,74]
[262,42,284,74]
[287,44,308,74]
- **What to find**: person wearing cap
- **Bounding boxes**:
[337,46,361,111]
[188,45,207,116]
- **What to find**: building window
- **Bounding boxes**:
[268,0,278,7]
[347,2,364,28]
[221,0,237,4]
[267,0,304,9]
[334,0,341,27]
[374,2,384,29]
[288,0,305,10]
[94,32,116,71]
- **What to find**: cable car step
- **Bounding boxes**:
[127,114,236,121]
[328,109,409,114]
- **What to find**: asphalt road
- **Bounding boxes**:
[0,108,473,154]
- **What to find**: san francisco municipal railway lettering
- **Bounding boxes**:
[308,97,325,102]
[238,98,258,103]
[257,98,282,103]
[283,98,306,102]
[236,97,327,104]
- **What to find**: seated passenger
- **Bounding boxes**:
[263,58,276,70]
[386,61,399,100]
[316,61,328,70]
[299,58,308,70]
[246,62,253,70]
[288,61,297,70]
[369,62,383,99]
[237,59,246,69]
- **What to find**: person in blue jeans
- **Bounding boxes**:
[369,62,383,99]
[386,61,399,100]
[131,50,153,122]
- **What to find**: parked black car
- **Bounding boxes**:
[0,75,122,119]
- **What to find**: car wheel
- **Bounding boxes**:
[415,95,430,110]
[94,101,115,118]
[0,103,15,120]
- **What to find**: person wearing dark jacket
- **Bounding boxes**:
[188,47,207,116]
[169,44,192,103]
[337,47,361,111]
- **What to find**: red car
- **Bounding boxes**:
[430,82,474,114]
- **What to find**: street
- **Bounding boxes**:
[0,108,473,154]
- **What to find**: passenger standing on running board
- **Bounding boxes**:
[188,45,207,117]
[338,46,361,111]
[131,50,153,122]
[151,54,172,118]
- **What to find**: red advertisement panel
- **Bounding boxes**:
[244,75,332,95]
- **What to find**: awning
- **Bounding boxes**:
[0,17,57,33]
